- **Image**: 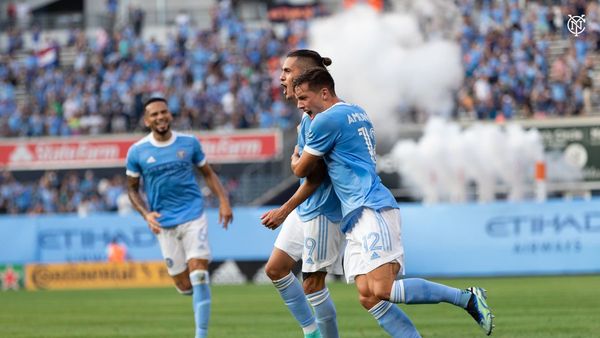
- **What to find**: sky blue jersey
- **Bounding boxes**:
[126,132,206,227]
[296,113,342,223]
[304,102,398,232]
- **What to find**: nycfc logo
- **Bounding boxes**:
[567,15,586,37]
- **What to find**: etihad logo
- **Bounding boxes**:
[486,212,600,237]
[146,156,156,164]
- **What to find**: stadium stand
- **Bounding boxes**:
[457,0,598,120]
[0,0,302,138]
[0,0,598,214]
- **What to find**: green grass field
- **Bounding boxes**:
[1,275,599,338]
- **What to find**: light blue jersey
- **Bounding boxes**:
[126,132,206,227]
[296,114,342,223]
[304,102,398,232]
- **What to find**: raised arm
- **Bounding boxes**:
[261,160,327,230]
[127,176,162,234]
[198,164,233,229]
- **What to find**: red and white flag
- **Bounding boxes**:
[36,47,58,67]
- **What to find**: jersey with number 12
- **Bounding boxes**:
[304,102,398,232]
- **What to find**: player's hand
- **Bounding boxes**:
[144,211,162,234]
[261,208,289,230]
[219,203,233,230]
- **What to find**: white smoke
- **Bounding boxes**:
[308,3,463,140]
[308,2,583,203]
[388,118,582,203]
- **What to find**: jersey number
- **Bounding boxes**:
[305,238,317,259]
[358,127,377,163]
[362,232,382,253]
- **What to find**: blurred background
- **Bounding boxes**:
[0,0,598,291]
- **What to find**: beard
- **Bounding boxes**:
[153,122,170,135]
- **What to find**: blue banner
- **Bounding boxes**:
[400,200,600,276]
[1,201,599,276]
[0,208,279,264]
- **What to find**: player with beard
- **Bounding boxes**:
[126,97,233,338]
[261,50,345,338]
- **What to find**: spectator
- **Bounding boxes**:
[129,6,145,37]
[106,0,118,33]
[106,237,128,262]
[6,2,16,29]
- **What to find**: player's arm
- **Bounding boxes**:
[127,176,162,234]
[292,149,321,178]
[198,164,233,229]
[293,115,335,178]
[261,160,327,230]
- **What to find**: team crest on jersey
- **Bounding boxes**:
[177,150,185,159]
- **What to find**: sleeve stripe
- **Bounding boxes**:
[196,158,207,167]
[126,170,140,177]
[304,146,324,157]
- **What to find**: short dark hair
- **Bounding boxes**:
[292,67,336,96]
[287,49,332,69]
[143,97,167,111]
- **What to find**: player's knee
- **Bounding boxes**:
[359,294,380,310]
[302,272,326,294]
[265,261,289,281]
[372,285,392,301]
[357,280,379,309]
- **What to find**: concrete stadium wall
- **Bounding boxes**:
[0,200,599,277]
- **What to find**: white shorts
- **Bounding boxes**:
[156,213,211,276]
[274,210,344,274]
[344,208,405,283]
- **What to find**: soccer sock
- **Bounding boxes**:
[190,270,211,338]
[390,278,471,308]
[369,300,421,338]
[307,287,339,338]
[273,272,318,334]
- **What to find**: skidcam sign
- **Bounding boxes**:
[0,130,282,170]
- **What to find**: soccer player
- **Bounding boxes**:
[260,50,344,338]
[290,68,495,337]
[126,97,233,338]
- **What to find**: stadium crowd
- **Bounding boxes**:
[0,0,598,215]
[0,0,598,139]
[0,169,238,215]
[0,0,304,138]
[0,170,129,215]
[457,0,598,120]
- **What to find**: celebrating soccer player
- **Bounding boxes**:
[126,97,233,338]
[290,68,495,337]
[261,50,345,338]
